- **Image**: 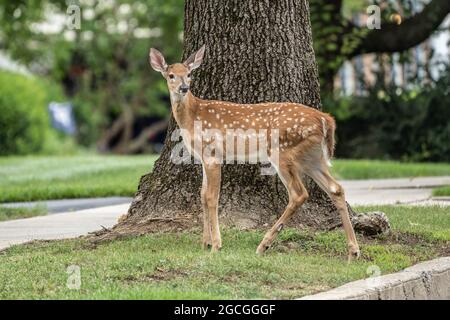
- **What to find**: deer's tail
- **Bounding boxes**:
[321,115,336,167]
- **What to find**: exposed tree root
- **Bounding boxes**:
[86,208,390,245]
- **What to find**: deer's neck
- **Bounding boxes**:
[170,91,198,130]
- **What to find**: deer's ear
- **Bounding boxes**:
[149,48,168,73]
[183,45,206,71]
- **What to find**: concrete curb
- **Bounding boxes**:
[298,257,450,300]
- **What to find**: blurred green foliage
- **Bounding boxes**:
[323,65,450,162]
[310,0,365,90]
[0,71,48,155]
[0,71,73,155]
[0,0,184,150]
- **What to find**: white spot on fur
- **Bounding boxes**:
[330,184,337,194]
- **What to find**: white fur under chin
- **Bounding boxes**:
[170,91,188,104]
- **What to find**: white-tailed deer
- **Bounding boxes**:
[149,45,360,261]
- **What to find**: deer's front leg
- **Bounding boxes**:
[202,162,222,252]
[200,167,212,249]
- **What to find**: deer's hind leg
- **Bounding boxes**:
[256,159,309,255]
[302,151,360,261]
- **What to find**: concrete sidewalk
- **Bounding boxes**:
[1,197,132,214]
[341,176,450,206]
[342,176,450,190]
[0,204,128,251]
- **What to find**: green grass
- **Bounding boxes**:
[0,156,449,203]
[331,159,450,180]
[432,186,450,197]
[0,206,47,222]
[0,205,448,299]
[0,155,158,203]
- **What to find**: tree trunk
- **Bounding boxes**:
[99,0,388,240]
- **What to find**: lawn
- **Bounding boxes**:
[0,205,448,299]
[0,155,449,203]
[433,186,450,197]
[0,206,47,222]
[0,155,158,203]
[331,159,450,180]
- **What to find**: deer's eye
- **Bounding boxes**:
[187,73,191,78]
[169,74,175,79]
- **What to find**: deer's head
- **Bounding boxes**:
[149,45,205,97]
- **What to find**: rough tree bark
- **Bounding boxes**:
[99,0,389,240]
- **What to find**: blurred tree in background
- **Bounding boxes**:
[323,64,450,162]
[0,0,184,153]
[0,0,448,159]
[310,0,450,91]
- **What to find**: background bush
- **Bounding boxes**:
[324,66,450,162]
[0,71,73,155]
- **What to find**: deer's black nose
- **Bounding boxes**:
[180,85,189,93]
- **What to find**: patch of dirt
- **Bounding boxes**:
[359,231,449,256]
[85,213,198,245]
[283,283,307,290]
[363,231,427,246]
[220,271,246,284]
[118,267,188,283]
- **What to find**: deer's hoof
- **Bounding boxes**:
[256,243,270,255]
[347,248,361,263]
[202,242,212,250]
